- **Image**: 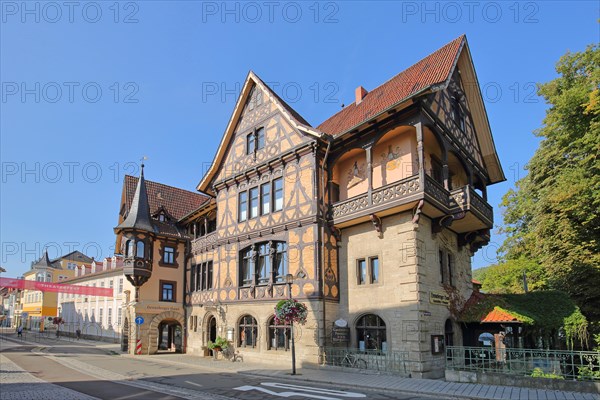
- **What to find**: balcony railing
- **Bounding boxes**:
[446,346,600,382]
[330,174,493,227]
[191,232,217,253]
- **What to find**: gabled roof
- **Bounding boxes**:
[318,35,464,137]
[318,35,505,184]
[52,251,94,265]
[123,175,208,221]
[197,71,323,194]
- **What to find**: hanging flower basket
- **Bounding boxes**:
[274,299,308,325]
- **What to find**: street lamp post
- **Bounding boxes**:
[285,273,297,375]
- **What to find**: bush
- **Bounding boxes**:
[207,336,228,351]
[531,368,564,380]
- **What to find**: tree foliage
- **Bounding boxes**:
[499,44,600,323]
[474,257,548,294]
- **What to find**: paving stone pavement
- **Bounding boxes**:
[0,354,99,400]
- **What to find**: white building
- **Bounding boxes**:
[58,256,132,340]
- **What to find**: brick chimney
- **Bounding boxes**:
[355,86,368,104]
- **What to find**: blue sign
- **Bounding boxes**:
[135,316,144,325]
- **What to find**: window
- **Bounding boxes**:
[357,259,367,285]
[273,178,283,211]
[246,132,256,155]
[246,127,265,155]
[117,307,122,326]
[256,127,265,150]
[447,253,454,287]
[239,192,248,222]
[126,240,134,257]
[440,249,454,286]
[268,317,290,351]
[439,250,446,284]
[452,93,465,132]
[158,213,165,222]
[274,242,288,283]
[260,182,271,215]
[99,308,103,326]
[240,242,287,286]
[118,278,123,293]
[370,257,379,284]
[108,308,113,326]
[190,263,197,292]
[160,281,176,302]
[249,187,259,218]
[239,315,258,348]
[194,261,213,291]
[109,280,114,290]
[136,241,145,258]
[100,282,105,288]
[356,314,387,352]
[163,246,175,264]
[257,243,271,284]
[241,247,254,286]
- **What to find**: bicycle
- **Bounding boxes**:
[341,352,367,369]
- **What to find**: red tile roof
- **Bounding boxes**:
[317,35,464,137]
[482,307,520,323]
[124,176,209,221]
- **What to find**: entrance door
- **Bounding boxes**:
[158,320,182,352]
[208,316,217,342]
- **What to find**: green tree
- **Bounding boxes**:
[500,44,600,323]
[475,257,548,294]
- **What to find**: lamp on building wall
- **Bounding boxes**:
[285,273,297,375]
[227,327,234,342]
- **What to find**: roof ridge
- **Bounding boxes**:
[124,175,208,198]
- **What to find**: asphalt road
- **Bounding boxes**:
[0,334,454,400]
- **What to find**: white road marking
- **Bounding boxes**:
[184,380,204,387]
[234,382,366,399]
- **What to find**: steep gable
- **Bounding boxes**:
[197,71,322,194]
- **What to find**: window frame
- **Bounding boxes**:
[163,246,175,264]
[357,259,367,285]
[238,315,258,349]
[273,177,283,212]
[268,317,291,351]
[249,187,259,219]
[356,314,387,353]
[369,256,379,284]
[160,280,176,302]
[260,182,271,215]
[239,191,248,222]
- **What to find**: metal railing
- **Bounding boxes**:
[446,346,600,381]
[321,346,411,376]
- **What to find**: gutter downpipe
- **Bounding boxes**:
[319,137,332,363]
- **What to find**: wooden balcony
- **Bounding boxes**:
[330,175,493,233]
[191,231,217,254]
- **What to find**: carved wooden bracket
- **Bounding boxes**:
[370,214,382,233]
[412,200,425,224]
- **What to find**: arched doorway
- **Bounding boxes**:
[148,311,185,355]
[207,315,217,343]
[157,319,182,353]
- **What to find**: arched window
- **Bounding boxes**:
[356,314,387,352]
[136,241,145,258]
[445,319,454,347]
[268,317,290,351]
[238,315,258,348]
[126,240,134,258]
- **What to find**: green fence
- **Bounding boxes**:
[321,346,411,376]
[446,346,600,381]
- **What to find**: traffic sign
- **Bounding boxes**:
[135,316,144,325]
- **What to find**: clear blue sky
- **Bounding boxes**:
[1,1,598,278]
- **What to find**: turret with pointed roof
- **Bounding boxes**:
[115,164,155,233]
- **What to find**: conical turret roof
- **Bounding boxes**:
[116,165,155,233]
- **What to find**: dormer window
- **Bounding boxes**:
[246,127,265,155]
[158,213,165,222]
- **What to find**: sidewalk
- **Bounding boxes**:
[4,332,599,400]
[0,353,99,400]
